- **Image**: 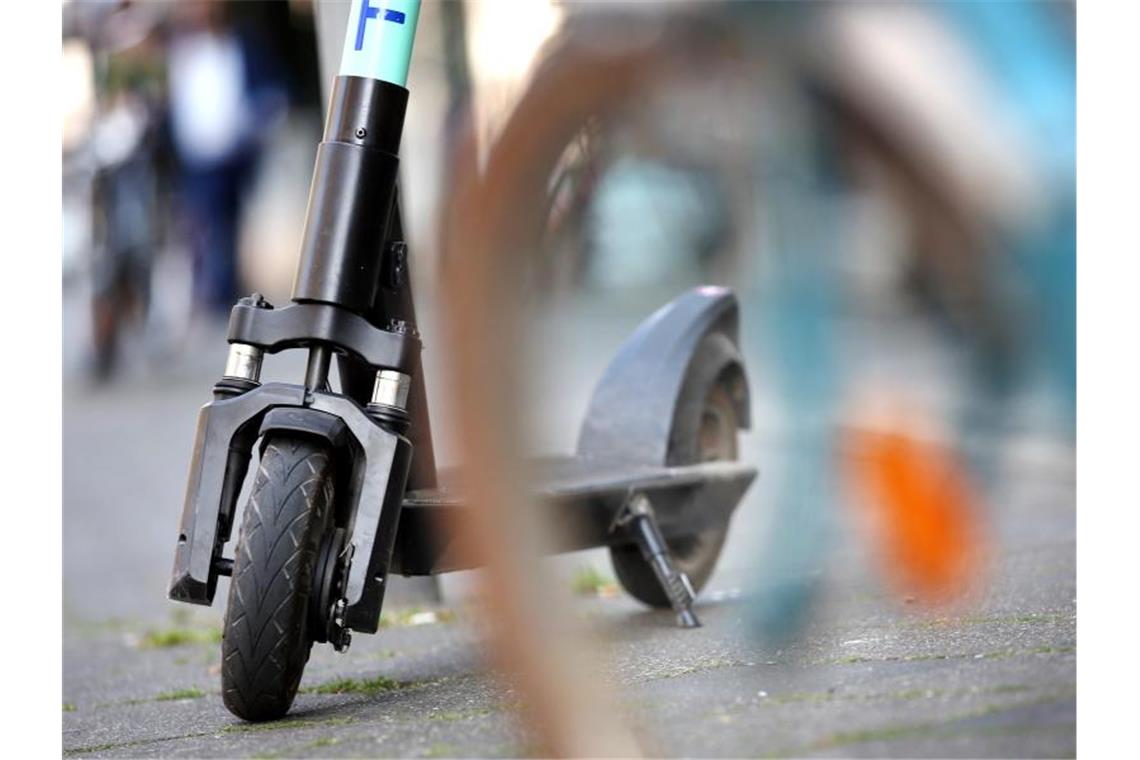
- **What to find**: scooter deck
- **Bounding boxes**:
[389,456,757,575]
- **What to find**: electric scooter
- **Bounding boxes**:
[168,0,756,722]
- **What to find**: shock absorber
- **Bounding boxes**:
[214,295,269,400]
[367,368,411,433]
[209,295,272,579]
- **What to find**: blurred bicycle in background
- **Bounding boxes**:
[441,1,1073,749]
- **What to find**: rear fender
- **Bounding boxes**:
[576,286,751,466]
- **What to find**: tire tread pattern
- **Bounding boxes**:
[221,436,334,721]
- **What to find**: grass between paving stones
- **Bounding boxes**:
[907,611,1075,630]
[108,608,439,653]
[137,625,223,649]
[765,683,1030,707]
[66,616,143,638]
[571,566,617,596]
[94,686,214,708]
[378,606,458,628]
[763,690,1075,757]
[155,687,206,701]
[91,673,424,711]
[812,695,1073,751]
[66,616,222,649]
[63,702,77,712]
[644,656,745,682]
[222,716,357,735]
[65,742,120,756]
[64,716,358,755]
[65,732,214,756]
[428,706,496,722]
[704,682,1068,726]
[423,742,459,758]
[824,644,1075,666]
[251,735,343,759]
[300,674,422,695]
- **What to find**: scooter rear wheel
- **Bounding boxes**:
[610,332,742,608]
[220,435,335,721]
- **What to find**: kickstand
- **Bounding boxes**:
[613,492,701,628]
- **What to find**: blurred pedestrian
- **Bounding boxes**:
[167,1,286,315]
[87,2,165,381]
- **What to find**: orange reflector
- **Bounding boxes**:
[843,427,984,602]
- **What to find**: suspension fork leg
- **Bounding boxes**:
[305,345,333,391]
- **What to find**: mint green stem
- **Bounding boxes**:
[339,0,421,87]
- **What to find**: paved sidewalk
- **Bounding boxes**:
[63,293,1075,757]
[63,441,1074,757]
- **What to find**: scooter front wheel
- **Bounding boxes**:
[221,435,335,721]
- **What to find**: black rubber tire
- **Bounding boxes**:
[221,435,335,721]
[610,332,742,608]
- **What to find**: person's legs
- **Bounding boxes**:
[181,165,243,315]
[180,168,212,311]
[206,171,241,312]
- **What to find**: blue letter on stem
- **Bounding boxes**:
[355,0,380,51]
